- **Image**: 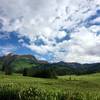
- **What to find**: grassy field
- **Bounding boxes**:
[0,72,100,100]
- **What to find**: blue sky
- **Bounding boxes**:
[0,0,100,63]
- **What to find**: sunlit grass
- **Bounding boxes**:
[0,72,100,100]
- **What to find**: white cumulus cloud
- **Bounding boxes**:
[0,0,100,63]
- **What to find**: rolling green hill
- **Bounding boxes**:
[11,57,37,72]
[0,53,46,73]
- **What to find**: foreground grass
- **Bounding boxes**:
[0,73,100,100]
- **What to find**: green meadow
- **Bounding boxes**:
[0,72,100,100]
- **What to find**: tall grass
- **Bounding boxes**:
[0,73,100,100]
[0,84,100,100]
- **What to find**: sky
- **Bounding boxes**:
[0,0,100,63]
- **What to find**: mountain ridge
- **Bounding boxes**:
[0,53,100,75]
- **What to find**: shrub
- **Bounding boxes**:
[23,68,28,76]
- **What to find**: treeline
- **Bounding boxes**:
[23,66,57,79]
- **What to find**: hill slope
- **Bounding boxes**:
[0,53,48,73]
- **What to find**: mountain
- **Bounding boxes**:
[43,62,100,75]
[0,53,100,75]
[0,53,48,73]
